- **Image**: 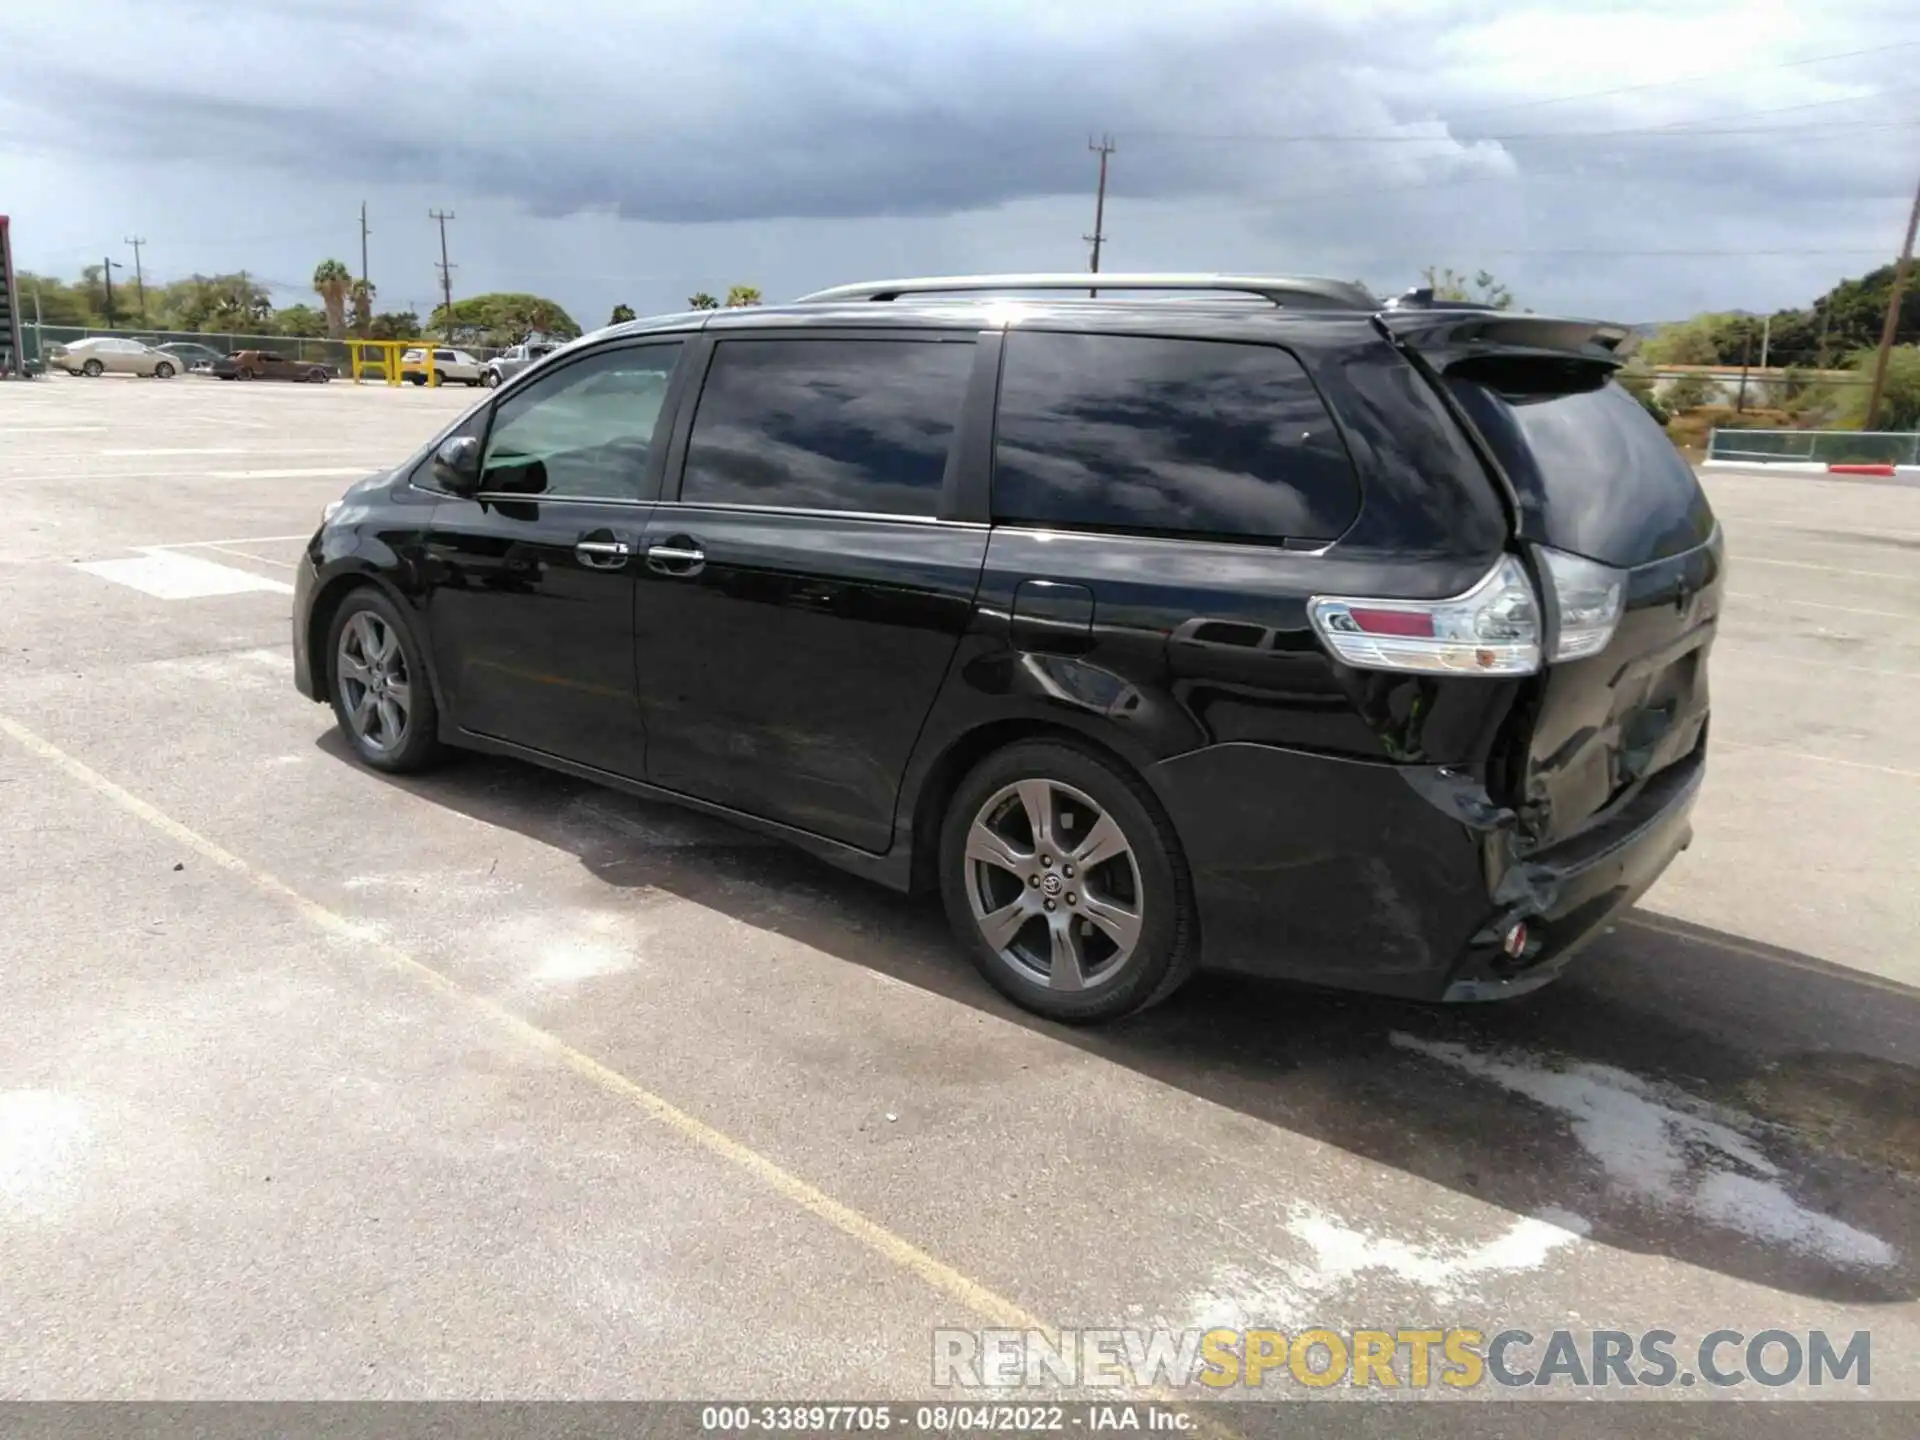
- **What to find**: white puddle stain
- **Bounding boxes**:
[1390,1033,1897,1269]
[0,1092,89,1218]
[1190,1207,1588,1329]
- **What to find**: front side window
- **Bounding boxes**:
[477,342,682,500]
[992,332,1361,543]
[679,337,974,517]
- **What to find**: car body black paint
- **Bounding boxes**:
[295,293,1716,1004]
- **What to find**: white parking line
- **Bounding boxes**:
[1736,556,1916,582]
[1716,738,1920,780]
[1726,592,1914,620]
[196,543,298,569]
[208,466,375,480]
[158,533,314,549]
[73,550,295,599]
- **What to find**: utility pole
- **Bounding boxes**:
[102,256,122,329]
[359,202,371,288]
[1758,312,1771,372]
[1085,134,1114,297]
[123,237,147,323]
[429,208,456,341]
[1864,165,1920,431]
[1736,321,1752,414]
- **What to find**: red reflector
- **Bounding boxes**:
[1347,607,1434,638]
[1502,922,1529,959]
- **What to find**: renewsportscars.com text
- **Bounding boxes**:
[932,1327,1872,1390]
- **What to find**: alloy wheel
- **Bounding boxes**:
[336,611,413,755]
[962,777,1144,992]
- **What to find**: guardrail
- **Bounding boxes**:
[1706,428,1920,467]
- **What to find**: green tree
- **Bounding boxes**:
[1663,374,1716,412]
[1639,314,1735,367]
[367,310,421,341]
[161,273,273,332]
[312,258,353,339]
[426,292,581,347]
[350,278,376,337]
[12,272,97,326]
[1831,346,1920,431]
[724,284,763,308]
[1420,266,1513,310]
[275,303,328,338]
[609,303,636,324]
[687,291,720,310]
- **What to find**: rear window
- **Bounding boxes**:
[1447,378,1716,565]
[991,333,1360,542]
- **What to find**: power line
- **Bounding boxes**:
[429,209,457,342]
[1124,116,1920,147]
[1424,38,1920,123]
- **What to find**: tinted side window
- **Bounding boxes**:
[478,342,681,500]
[992,333,1361,542]
[680,338,973,517]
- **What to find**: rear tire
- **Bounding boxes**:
[325,588,445,774]
[236,367,254,381]
[307,368,330,383]
[81,359,104,377]
[938,739,1199,1024]
[483,370,501,388]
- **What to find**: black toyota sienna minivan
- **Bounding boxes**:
[293,273,1722,1023]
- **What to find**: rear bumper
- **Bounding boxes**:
[1151,741,1702,1002]
[1441,753,1701,1001]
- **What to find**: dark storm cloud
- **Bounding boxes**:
[4,0,1510,224]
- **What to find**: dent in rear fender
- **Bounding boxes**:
[1151,742,1497,986]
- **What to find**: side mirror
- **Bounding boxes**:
[432,435,482,494]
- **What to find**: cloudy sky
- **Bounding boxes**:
[2,0,1916,327]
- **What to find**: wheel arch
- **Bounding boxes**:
[904,717,1170,896]
[305,567,450,722]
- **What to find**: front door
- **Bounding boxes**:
[636,332,988,852]
[423,338,687,778]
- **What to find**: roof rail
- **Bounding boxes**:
[794,273,1379,310]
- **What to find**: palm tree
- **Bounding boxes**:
[724,285,762,308]
[687,292,720,310]
[350,277,376,337]
[313,259,353,339]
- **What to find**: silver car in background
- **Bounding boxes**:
[49,336,179,378]
[481,339,559,387]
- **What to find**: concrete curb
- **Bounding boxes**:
[1702,459,1920,478]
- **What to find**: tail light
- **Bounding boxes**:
[1536,547,1624,660]
[1307,547,1625,677]
[1308,554,1542,676]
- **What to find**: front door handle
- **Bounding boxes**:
[575,538,633,569]
[646,541,706,577]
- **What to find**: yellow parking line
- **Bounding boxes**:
[0,712,1043,1334]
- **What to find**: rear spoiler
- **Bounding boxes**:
[1373,303,1637,374]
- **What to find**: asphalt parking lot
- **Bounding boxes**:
[0,374,1915,1414]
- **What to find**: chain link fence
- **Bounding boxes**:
[27,324,503,372]
[1706,428,1920,465]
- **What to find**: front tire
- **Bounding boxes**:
[483,370,501,388]
[153,361,176,379]
[307,368,330,383]
[938,739,1198,1023]
[325,589,444,774]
